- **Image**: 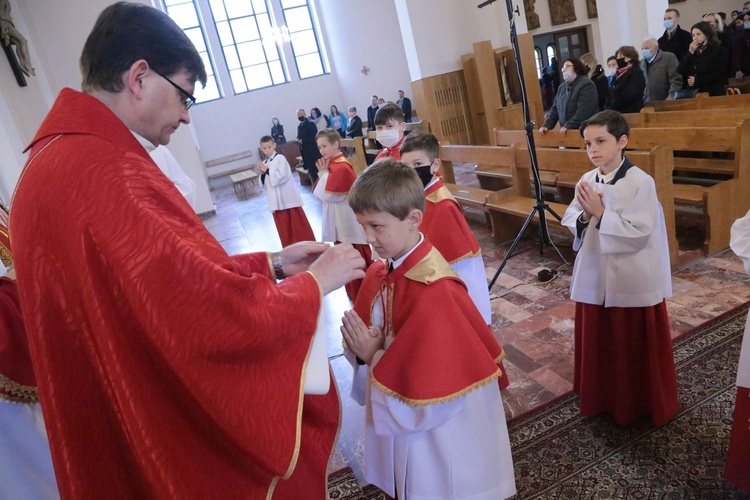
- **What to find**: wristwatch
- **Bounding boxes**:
[271,252,286,280]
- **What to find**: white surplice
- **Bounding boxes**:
[312,171,366,244]
[149,146,197,210]
[730,211,750,389]
[262,152,303,212]
[561,163,672,307]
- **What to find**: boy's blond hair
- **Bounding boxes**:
[349,159,425,220]
[400,131,439,160]
[374,103,404,126]
[316,128,341,145]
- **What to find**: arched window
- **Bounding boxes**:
[534,47,543,79]
[546,43,557,66]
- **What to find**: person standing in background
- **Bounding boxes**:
[396,90,412,122]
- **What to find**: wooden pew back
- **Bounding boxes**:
[339,137,367,175]
[646,93,750,112]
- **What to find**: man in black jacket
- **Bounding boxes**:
[396,90,412,122]
[296,108,321,182]
[366,95,378,131]
[345,106,363,138]
[658,8,692,63]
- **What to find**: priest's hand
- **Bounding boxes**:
[340,310,385,365]
[308,243,366,295]
[279,241,331,277]
[576,181,604,221]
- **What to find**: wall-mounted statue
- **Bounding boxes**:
[586,0,597,19]
[524,0,540,30]
[1,0,35,86]
[549,0,576,26]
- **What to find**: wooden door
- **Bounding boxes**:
[554,27,589,63]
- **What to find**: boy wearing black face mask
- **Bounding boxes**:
[399,132,492,324]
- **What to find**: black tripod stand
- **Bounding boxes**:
[478,0,568,291]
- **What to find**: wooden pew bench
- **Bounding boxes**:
[645,92,750,112]
[205,150,256,191]
[486,144,679,270]
[495,123,750,254]
[340,136,367,175]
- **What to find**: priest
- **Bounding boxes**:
[10,3,364,498]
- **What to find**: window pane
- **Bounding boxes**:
[285,6,312,32]
[256,14,272,38]
[224,0,253,18]
[184,27,207,52]
[167,3,199,29]
[252,0,268,14]
[231,17,260,43]
[269,60,285,84]
[223,46,241,69]
[237,40,267,66]
[281,0,306,8]
[230,68,247,93]
[165,0,187,6]
[290,30,318,56]
[195,76,221,102]
[216,21,234,45]
[245,64,272,90]
[296,52,323,79]
[208,0,227,21]
[546,44,556,61]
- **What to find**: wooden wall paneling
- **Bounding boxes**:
[411,70,475,146]
[473,40,504,144]
[461,54,488,144]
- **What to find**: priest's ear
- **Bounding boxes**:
[125,59,150,100]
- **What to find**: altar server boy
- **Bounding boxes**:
[341,160,516,499]
[257,135,315,247]
[725,211,750,492]
[400,131,492,324]
[313,129,372,300]
[561,110,678,426]
[373,103,407,162]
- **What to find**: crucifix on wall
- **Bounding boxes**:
[1,0,35,87]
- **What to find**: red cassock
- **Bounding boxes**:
[353,239,509,403]
[272,207,316,247]
[11,89,340,499]
[725,387,750,492]
[421,180,481,263]
[373,136,405,163]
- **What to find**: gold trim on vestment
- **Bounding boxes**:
[403,247,459,284]
[447,249,482,265]
[267,272,323,498]
[325,367,343,494]
[0,373,39,404]
[425,185,456,205]
[10,135,63,225]
[368,368,502,407]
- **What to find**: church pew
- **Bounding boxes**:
[645,93,750,112]
[485,144,679,270]
[625,107,750,128]
[495,122,750,254]
[339,137,367,175]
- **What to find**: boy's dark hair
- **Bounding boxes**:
[606,55,616,63]
[349,160,425,219]
[616,45,640,64]
[316,128,341,145]
[580,110,630,141]
[81,2,207,93]
[260,135,275,144]
[565,57,588,77]
[374,103,404,126]
[400,131,439,160]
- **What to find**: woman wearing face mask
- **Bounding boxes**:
[270,116,286,144]
[605,46,646,113]
[733,12,750,81]
[539,58,598,136]
[327,105,347,138]
[309,107,328,133]
[678,21,728,97]
[581,53,608,111]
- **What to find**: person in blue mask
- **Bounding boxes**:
[658,8,692,62]
[640,37,682,102]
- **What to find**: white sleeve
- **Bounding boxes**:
[343,349,367,406]
[731,209,750,275]
[268,156,292,187]
[598,176,657,254]
[369,379,465,436]
[561,185,587,251]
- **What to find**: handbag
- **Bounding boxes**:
[674,89,697,99]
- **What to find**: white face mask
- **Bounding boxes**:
[562,69,575,83]
[376,129,401,148]
[607,67,616,77]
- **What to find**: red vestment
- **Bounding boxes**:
[353,238,509,404]
[725,386,750,491]
[272,206,316,247]
[11,89,339,498]
[421,180,481,263]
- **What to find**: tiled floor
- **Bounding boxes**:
[203,166,750,485]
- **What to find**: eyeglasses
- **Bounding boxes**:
[151,68,196,110]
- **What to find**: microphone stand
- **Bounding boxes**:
[478,0,567,291]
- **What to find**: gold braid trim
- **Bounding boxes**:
[426,185,456,205]
[368,368,502,407]
[0,373,39,404]
[494,350,506,364]
[447,249,482,265]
